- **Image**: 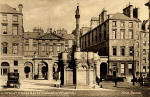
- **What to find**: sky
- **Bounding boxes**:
[0,0,149,33]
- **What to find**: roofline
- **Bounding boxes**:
[81,19,109,37]
[81,17,141,37]
[36,38,64,40]
[0,12,23,15]
[108,18,141,22]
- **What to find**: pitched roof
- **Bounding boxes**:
[24,32,40,39]
[57,33,75,40]
[38,33,63,40]
[0,4,20,14]
[109,13,140,21]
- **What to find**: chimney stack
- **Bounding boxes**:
[100,9,107,23]
[18,4,23,13]
[133,7,138,18]
[123,4,134,18]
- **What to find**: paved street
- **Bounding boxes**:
[0,80,149,97]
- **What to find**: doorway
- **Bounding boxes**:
[100,62,107,79]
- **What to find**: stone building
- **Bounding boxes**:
[141,19,149,74]
[80,4,141,80]
[0,4,75,87]
[23,28,74,80]
[0,4,24,84]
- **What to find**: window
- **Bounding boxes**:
[14,69,18,73]
[99,32,102,41]
[65,47,68,51]
[112,21,117,27]
[12,25,18,35]
[143,33,146,38]
[112,63,117,67]
[143,57,146,63]
[49,46,53,52]
[25,40,29,44]
[120,29,125,39]
[129,46,133,56]
[112,29,117,39]
[33,40,37,44]
[112,46,117,56]
[2,42,8,54]
[2,68,8,75]
[57,46,60,52]
[143,41,146,46]
[2,14,7,21]
[143,66,146,72]
[129,22,133,28]
[13,15,18,22]
[2,24,7,34]
[136,42,139,48]
[121,46,125,56]
[136,51,139,57]
[121,63,125,75]
[120,22,125,27]
[25,44,29,51]
[41,45,45,51]
[14,60,18,66]
[128,63,132,75]
[129,30,133,39]
[12,43,18,55]
[1,62,10,75]
[65,40,68,44]
[143,49,146,55]
[32,44,36,51]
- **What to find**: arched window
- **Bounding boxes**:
[1,42,8,54]
[1,62,10,75]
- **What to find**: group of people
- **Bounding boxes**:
[96,75,145,88]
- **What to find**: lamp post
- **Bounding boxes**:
[145,0,150,77]
[132,45,135,86]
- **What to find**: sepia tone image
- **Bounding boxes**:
[0,0,150,97]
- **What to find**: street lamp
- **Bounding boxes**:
[145,0,150,77]
[132,45,135,86]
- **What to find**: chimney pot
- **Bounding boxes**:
[18,4,23,13]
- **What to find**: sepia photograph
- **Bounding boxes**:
[0,0,150,97]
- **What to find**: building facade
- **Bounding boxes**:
[0,4,75,87]
[80,4,141,80]
[23,28,74,80]
[0,4,24,84]
[141,20,149,74]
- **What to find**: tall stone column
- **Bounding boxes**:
[75,5,80,52]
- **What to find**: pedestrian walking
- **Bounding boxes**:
[114,77,118,87]
[99,78,103,88]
